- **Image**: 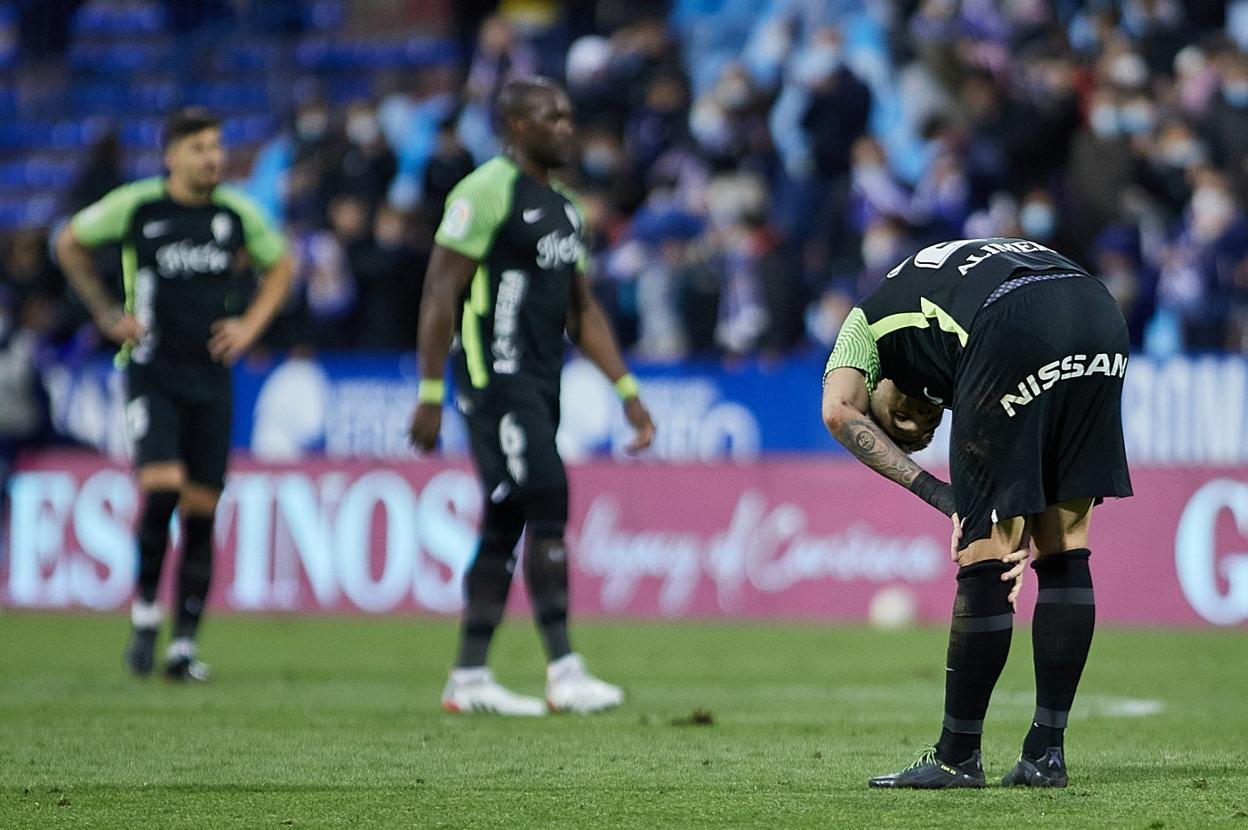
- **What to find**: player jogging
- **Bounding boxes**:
[408,78,656,716]
[56,107,292,681]
[821,237,1132,787]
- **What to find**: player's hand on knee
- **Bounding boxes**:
[623,397,656,454]
[408,402,443,453]
[1002,547,1029,609]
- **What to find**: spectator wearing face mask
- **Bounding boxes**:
[1140,119,1210,220]
[325,101,398,216]
[1017,187,1082,262]
[688,63,772,174]
[626,72,693,173]
[349,205,428,351]
[770,26,872,282]
[1155,172,1248,349]
[421,117,476,229]
[1204,48,1248,197]
[1093,225,1157,350]
[1068,86,1145,251]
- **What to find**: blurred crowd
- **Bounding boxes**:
[5,0,1248,401]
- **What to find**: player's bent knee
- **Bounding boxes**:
[138,462,185,493]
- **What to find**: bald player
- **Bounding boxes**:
[409,78,655,716]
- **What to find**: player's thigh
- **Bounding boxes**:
[181,383,233,493]
[498,399,566,502]
[958,514,1029,566]
[127,379,186,491]
[1030,498,1094,556]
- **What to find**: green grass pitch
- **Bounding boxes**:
[1,614,1245,828]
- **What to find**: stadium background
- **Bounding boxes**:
[1,0,1244,627]
[1,2,1247,828]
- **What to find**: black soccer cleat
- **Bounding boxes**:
[1001,747,1068,788]
[125,628,158,677]
[163,656,211,683]
[869,748,985,789]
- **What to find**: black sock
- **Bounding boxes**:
[1024,549,1095,758]
[936,560,1014,764]
[136,491,179,607]
[523,526,571,662]
[455,500,524,668]
[174,513,215,640]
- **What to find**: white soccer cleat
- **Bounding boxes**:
[441,667,547,716]
[545,653,624,714]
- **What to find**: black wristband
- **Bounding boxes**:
[911,471,956,516]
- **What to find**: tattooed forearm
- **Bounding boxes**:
[836,417,923,486]
[835,417,956,515]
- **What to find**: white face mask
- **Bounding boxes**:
[1020,202,1057,240]
[1160,138,1203,169]
[1089,104,1120,138]
[1223,79,1248,108]
[346,115,379,145]
[793,46,841,87]
[1191,187,1236,240]
[861,230,899,269]
[297,111,328,140]
[1119,100,1155,135]
[718,78,751,109]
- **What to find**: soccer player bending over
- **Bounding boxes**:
[821,238,1132,788]
[409,78,655,716]
[57,108,292,681]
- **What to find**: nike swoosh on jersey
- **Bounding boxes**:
[522,208,543,223]
[143,220,172,238]
[923,387,944,405]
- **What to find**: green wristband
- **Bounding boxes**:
[417,379,445,405]
[614,374,640,400]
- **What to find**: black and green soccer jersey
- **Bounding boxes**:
[435,155,587,392]
[70,177,285,368]
[824,238,1090,405]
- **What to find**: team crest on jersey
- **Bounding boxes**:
[212,213,233,244]
[442,198,472,240]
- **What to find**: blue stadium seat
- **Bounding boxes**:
[72,2,168,37]
[186,82,269,110]
[70,41,171,74]
[119,118,163,149]
[306,0,345,32]
[221,116,277,146]
[294,37,457,71]
[214,43,282,73]
[0,2,15,69]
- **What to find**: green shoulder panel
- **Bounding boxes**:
[434,156,518,261]
[824,307,882,390]
[70,177,165,246]
[212,186,286,270]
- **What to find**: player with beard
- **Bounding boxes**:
[57,108,292,681]
[409,78,656,715]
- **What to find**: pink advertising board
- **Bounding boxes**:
[4,451,1246,626]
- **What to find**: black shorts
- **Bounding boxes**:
[952,276,1133,546]
[125,364,233,490]
[458,378,567,506]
